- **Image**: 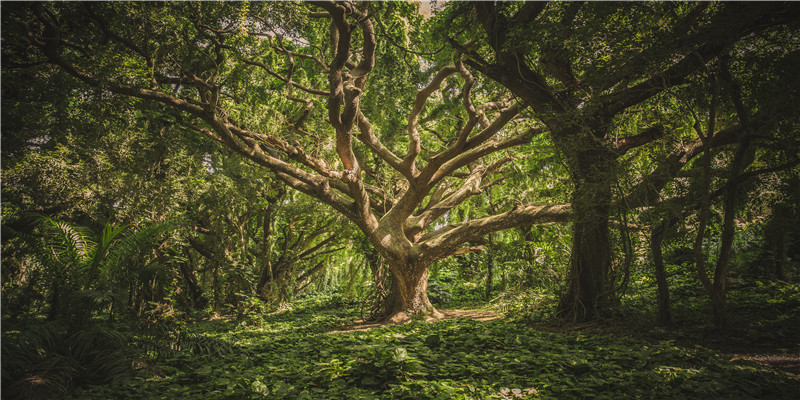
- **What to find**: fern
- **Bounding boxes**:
[103,221,174,284]
[1,321,133,400]
[131,322,237,361]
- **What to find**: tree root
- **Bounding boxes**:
[385,307,444,324]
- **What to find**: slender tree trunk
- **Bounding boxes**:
[384,260,441,322]
[212,263,221,312]
[48,284,60,321]
[651,222,673,327]
[766,204,790,280]
[710,55,755,328]
[485,249,494,301]
[711,141,752,328]
[774,229,787,280]
[179,249,206,309]
[256,262,274,301]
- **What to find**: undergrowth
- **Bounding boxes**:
[62,292,799,400]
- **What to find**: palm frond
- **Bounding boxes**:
[88,223,129,278]
[42,216,95,260]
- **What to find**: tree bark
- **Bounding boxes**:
[774,229,787,280]
[384,260,442,322]
[178,254,206,309]
[485,249,494,301]
[558,149,614,322]
[651,222,673,327]
[711,141,752,328]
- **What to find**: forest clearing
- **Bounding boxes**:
[2,1,799,398]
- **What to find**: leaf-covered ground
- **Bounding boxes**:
[69,297,799,400]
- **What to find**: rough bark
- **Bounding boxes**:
[557,145,615,321]
[384,260,442,322]
[558,191,612,321]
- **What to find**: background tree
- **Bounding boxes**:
[444,1,799,321]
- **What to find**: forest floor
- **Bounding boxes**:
[527,319,800,379]
[517,280,800,379]
[332,306,800,378]
[54,283,800,399]
[331,301,799,378]
[330,308,502,333]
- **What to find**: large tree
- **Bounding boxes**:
[446,1,799,320]
[4,1,574,321]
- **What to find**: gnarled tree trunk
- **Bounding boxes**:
[384,260,442,322]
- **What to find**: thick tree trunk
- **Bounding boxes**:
[559,208,611,321]
[558,168,613,321]
[384,261,441,322]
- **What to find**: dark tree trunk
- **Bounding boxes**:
[558,153,614,321]
[47,284,60,321]
[179,249,206,309]
[710,134,754,327]
[765,204,790,280]
[651,223,673,327]
[774,229,787,280]
[256,262,276,301]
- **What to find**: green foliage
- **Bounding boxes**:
[65,299,798,400]
[2,321,133,400]
[2,1,800,397]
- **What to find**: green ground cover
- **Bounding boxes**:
[66,294,799,400]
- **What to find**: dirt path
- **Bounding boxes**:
[329,309,502,333]
[727,353,800,377]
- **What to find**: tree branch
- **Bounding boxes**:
[416,203,572,263]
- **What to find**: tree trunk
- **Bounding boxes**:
[766,204,790,280]
[48,284,60,321]
[651,223,673,327]
[179,249,206,309]
[256,261,275,301]
[384,261,442,322]
[558,174,613,321]
[711,139,753,328]
[485,249,494,301]
[212,262,221,312]
[774,229,787,280]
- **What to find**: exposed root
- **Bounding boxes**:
[385,307,445,324]
[329,308,502,333]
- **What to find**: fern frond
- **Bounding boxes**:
[131,323,237,361]
[105,221,174,280]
